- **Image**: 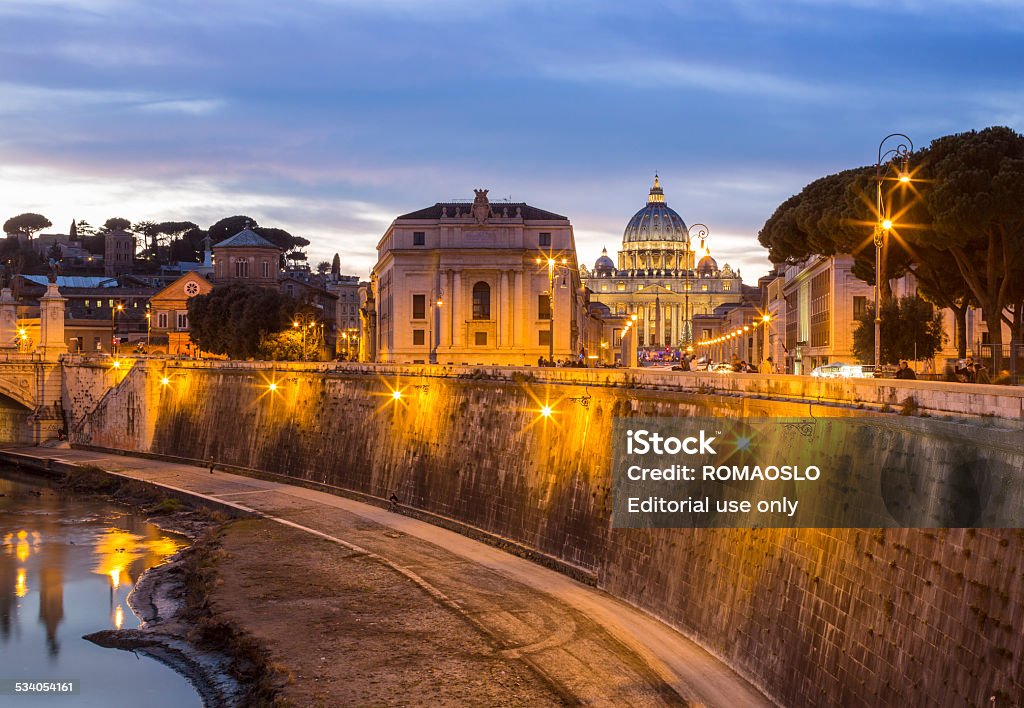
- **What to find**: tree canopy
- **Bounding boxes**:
[101,217,131,232]
[3,213,52,238]
[207,216,309,252]
[187,284,295,359]
[852,296,945,366]
[759,126,1024,371]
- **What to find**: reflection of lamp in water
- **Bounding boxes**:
[109,568,122,590]
[114,605,124,630]
[16,530,30,563]
[15,568,27,598]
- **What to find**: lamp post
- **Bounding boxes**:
[145,304,151,352]
[292,317,319,360]
[684,224,708,350]
[873,133,913,370]
[761,314,771,369]
[429,289,444,364]
[111,302,124,354]
[535,254,568,364]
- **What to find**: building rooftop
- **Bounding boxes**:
[213,227,280,250]
[19,275,121,289]
[396,202,567,221]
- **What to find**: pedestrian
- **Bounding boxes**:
[895,360,917,380]
[388,492,400,510]
[974,362,991,384]
[208,457,215,474]
[760,356,774,374]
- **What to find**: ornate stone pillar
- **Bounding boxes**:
[38,283,68,361]
[498,270,509,347]
[0,288,16,350]
[510,270,520,348]
[452,270,464,350]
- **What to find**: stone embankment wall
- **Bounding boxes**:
[67,361,1024,707]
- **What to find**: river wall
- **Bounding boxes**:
[66,361,1024,707]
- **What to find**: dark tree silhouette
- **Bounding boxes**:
[3,213,52,239]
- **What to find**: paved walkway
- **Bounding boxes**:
[4,446,773,707]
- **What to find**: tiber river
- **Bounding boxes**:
[0,467,200,706]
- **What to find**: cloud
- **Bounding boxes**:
[0,81,223,116]
[135,98,225,115]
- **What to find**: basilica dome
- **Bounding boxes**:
[593,247,616,273]
[622,175,689,245]
[697,253,718,275]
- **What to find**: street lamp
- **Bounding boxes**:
[761,314,771,369]
[684,224,709,350]
[535,254,569,364]
[144,304,151,352]
[292,316,320,360]
[111,302,124,354]
[429,289,444,365]
[874,133,913,370]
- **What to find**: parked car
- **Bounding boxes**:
[839,364,875,379]
[810,363,846,378]
[810,362,875,379]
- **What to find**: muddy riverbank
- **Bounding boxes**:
[15,463,573,706]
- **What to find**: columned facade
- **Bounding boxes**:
[582,176,745,353]
[373,190,584,365]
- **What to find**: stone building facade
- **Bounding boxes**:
[372,189,585,365]
[211,227,281,287]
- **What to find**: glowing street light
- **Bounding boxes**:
[111,302,125,354]
[540,404,553,418]
[392,389,402,401]
[874,133,914,369]
[535,253,571,364]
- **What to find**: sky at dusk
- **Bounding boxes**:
[1,0,1021,282]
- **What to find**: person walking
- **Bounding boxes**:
[208,457,216,474]
[759,357,774,374]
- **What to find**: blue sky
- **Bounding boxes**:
[1,0,1021,281]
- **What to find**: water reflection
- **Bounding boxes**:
[0,469,199,707]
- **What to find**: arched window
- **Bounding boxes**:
[472,281,490,320]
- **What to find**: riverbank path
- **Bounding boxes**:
[2,446,773,708]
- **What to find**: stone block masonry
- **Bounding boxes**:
[67,360,1024,707]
